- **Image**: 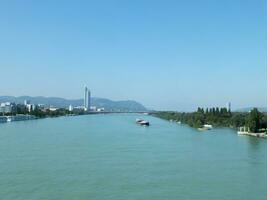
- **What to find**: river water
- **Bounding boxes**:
[0,114,266,200]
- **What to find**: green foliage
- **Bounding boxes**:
[262,115,267,129]
[7,104,80,118]
[16,104,28,114]
[155,108,267,132]
[231,113,247,127]
[246,108,264,133]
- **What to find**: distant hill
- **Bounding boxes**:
[235,107,267,113]
[0,96,147,112]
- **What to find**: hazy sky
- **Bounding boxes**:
[0,0,267,111]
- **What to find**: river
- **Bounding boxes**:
[0,114,266,200]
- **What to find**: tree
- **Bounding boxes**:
[197,107,204,114]
[246,108,263,133]
[262,115,267,129]
[231,113,246,128]
[215,107,220,115]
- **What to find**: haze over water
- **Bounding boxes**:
[0,114,266,200]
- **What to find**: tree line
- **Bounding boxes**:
[5,104,86,118]
[154,107,267,133]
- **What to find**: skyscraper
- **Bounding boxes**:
[227,102,231,112]
[24,100,30,106]
[88,89,91,111]
[84,86,91,111]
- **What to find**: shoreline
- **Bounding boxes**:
[0,112,149,124]
[154,115,267,140]
[0,113,83,123]
[0,115,37,123]
[238,131,267,139]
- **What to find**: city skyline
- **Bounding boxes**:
[0,1,267,111]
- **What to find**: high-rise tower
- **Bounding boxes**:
[84,86,91,111]
[227,102,231,112]
[88,89,91,111]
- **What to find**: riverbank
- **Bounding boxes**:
[153,110,267,139]
[238,131,267,139]
[0,112,150,124]
[0,113,88,123]
[0,115,37,123]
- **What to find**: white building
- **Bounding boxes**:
[49,107,58,112]
[97,108,105,112]
[26,104,36,112]
[24,100,30,106]
[69,105,73,112]
[74,106,85,110]
[24,100,36,112]
[0,102,15,113]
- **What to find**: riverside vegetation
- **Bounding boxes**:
[154,108,267,134]
[5,104,85,118]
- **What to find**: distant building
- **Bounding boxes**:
[0,102,15,113]
[227,102,231,112]
[37,104,45,109]
[74,106,84,110]
[69,105,73,112]
[24,100,30,106]
[97,108,105,112]
[26,104,36,112]
[84,86,91,111]
[88,90,91,110]
[49,107,58,112]
[90,106,97,111]
[24,100,36,112]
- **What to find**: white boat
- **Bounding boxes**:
[203,124,213,130]
[136,119,150,126]
[198,124,213,131]
[6,117,12,122]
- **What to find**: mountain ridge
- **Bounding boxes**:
[0,96,147,112]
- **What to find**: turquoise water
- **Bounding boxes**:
[0,114,267,200]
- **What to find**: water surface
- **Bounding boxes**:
[0,114,266,200]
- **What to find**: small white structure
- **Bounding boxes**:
[97,108,105,112]
[68,105,73,112]
[49,107,58,112]
[90,106,97,111]
[237,127,249,135]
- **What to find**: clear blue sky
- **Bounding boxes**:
[0,0,267,111]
